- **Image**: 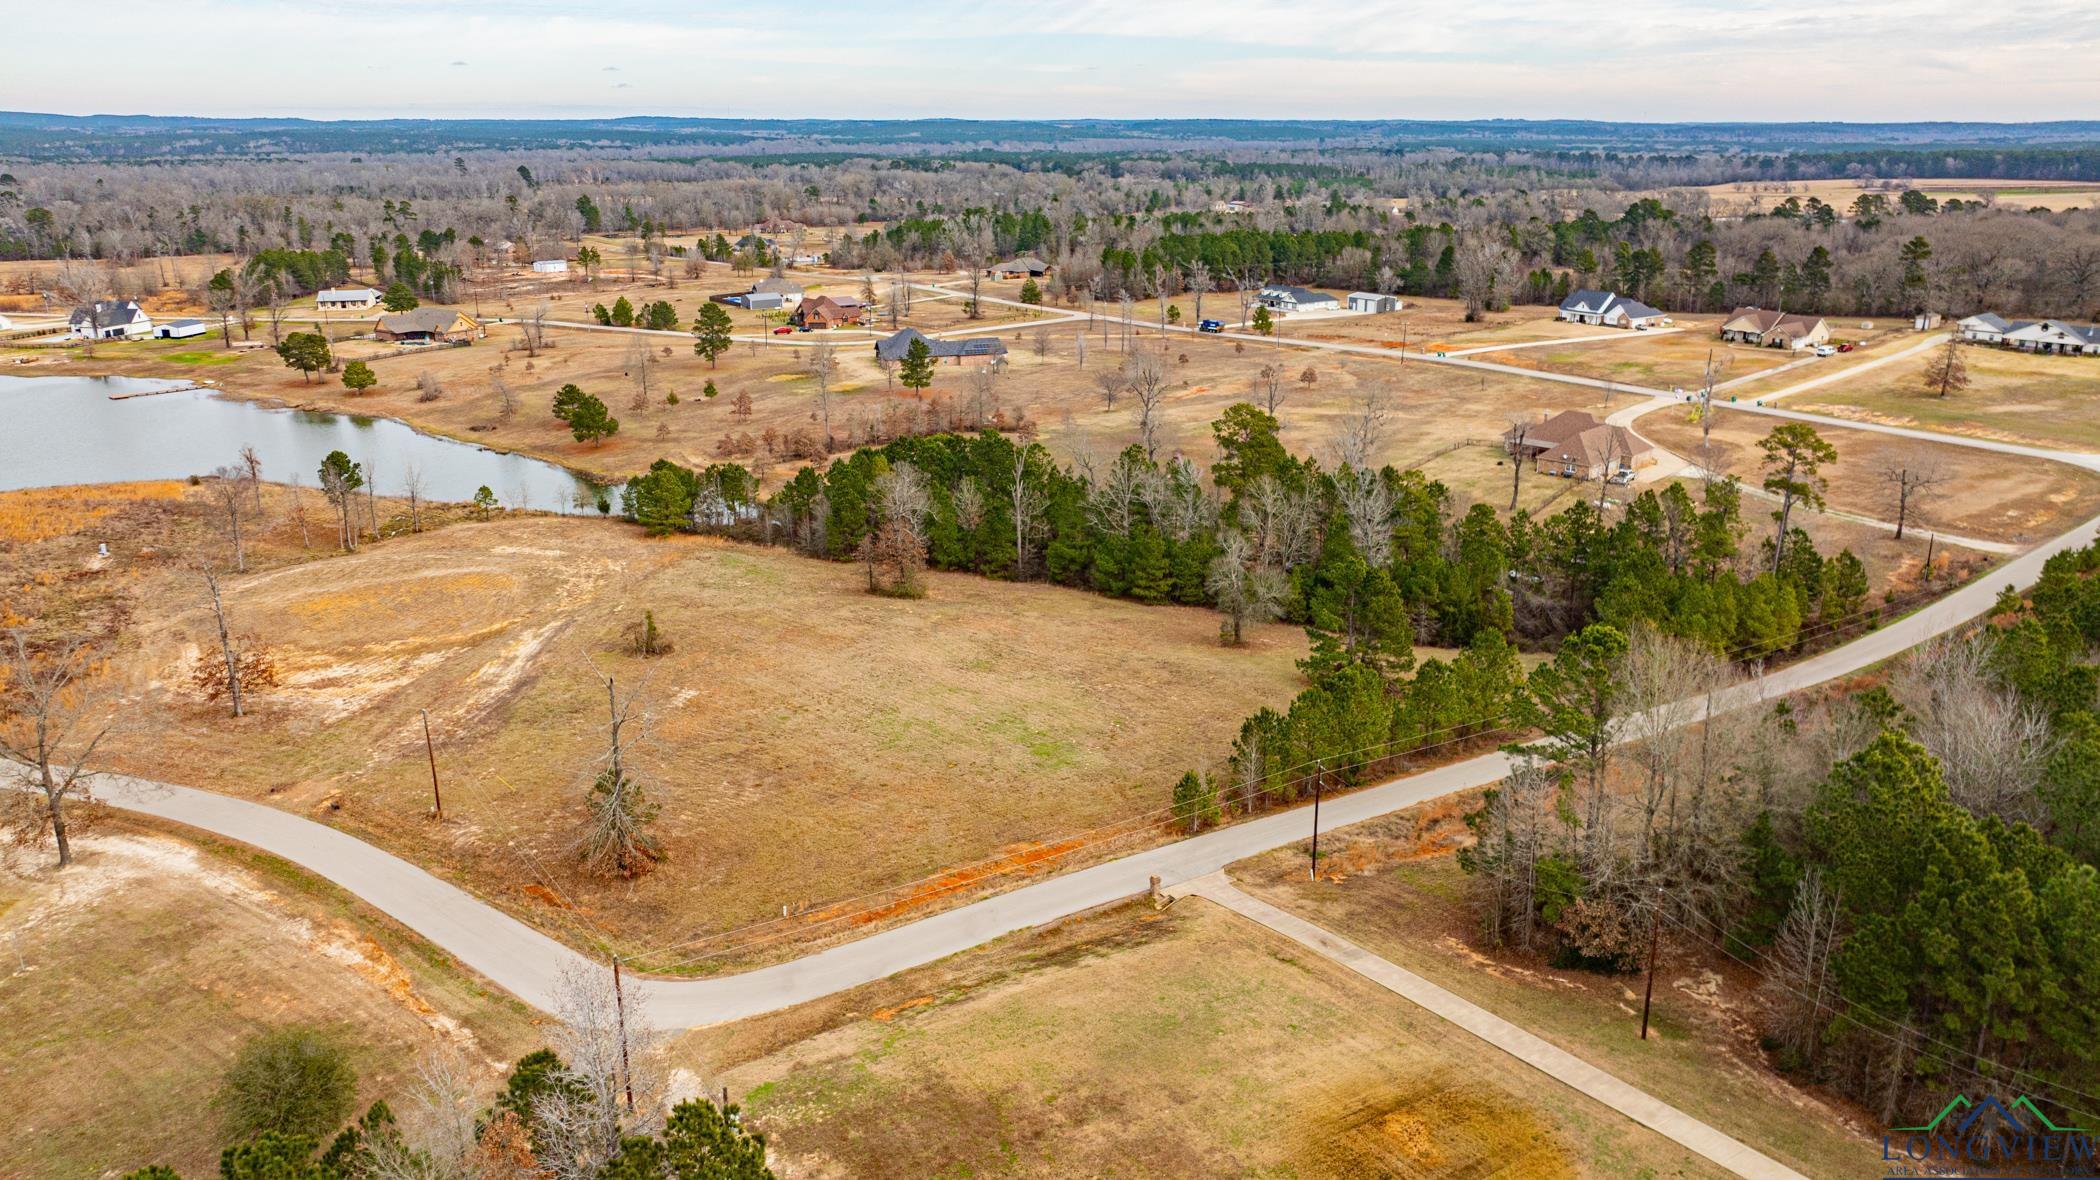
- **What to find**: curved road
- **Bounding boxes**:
[29,492,2096,1029]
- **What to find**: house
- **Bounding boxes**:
[316,287,381,311]
[751,276,805,307]
[791,295,864,329]
[531,259,569,274]
[873,327,1008,366]
[1719,307,1831,350]
[988,256,1051,279]
[1557,290,1669,329]
[1348,292,1402,314]
[69,300,153,340]
[2002,319,2100,356]
[1502,409,1657,481]
[154,319,208,340]
[374,307,482,344]
[1257,286,1341,314]
[1958,313,2012,344]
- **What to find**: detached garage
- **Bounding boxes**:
[1348,292,1401,313]
[154,319,209,340]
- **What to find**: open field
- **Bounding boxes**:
[0,827,538,1178]
[1691,177,2100,215]
[1785,343,2100,451]
[1634,403,2100,547]
[1225,807,1882,1180]
[11,493,1309,957]
[688,896,1729,1179]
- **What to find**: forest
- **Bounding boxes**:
[7,136,2100,320]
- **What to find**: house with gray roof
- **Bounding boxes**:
[1257,285,1341,314]
[1958,312,2013,344]
[1960,312,2099,354]
[1558,289,1669,329]
[874,328,1008,365]
[988,256,1051,278]
[69,299,153,340]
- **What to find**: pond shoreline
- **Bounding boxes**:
[0,373,607,511]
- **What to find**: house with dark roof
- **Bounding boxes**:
[375,307,482,343]
[988,256,1051,279]
[1720,307,1830,350]
[791,295,864,329]
[1503,409,1656,480]
[1256,285,1341,314]
[69,299,153,340]
[1557,290,1669,330]
[873,328,1008,366]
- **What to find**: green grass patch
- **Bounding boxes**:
[162,350,241,365]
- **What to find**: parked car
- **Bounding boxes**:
[772,326,792,335]
[1197,319,1225,333]
[1609,469,1636,486]
[1837,342,1856,352]
[1812,344,1838,357]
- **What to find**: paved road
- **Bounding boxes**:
[34,485,2100,1029]
[1181,877,1808,1180]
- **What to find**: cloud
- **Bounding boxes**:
[450,60,467,67]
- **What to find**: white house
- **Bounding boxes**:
[2003,319,2100,356]
[316,287,381,311]
[752,276,805,307]
[531,259,570,274]
[154,319,209,340]
[1257,285,1341,314]
[1558,289,1669,329]
[1961,313,2100,354]
[69,299,153,340]
[1348,292,1402,314]
[1958,312,2012,344]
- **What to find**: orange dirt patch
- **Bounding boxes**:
[869,996,936,1021]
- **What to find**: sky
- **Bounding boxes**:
[7,0,2100,123]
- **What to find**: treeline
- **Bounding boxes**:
[1460,536,2100,1128]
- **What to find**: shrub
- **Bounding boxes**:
[220,1026,356,1141]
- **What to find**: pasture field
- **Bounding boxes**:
[7,492,1309,958]
[691,896,1731,1179]
[1692,177,2100,214]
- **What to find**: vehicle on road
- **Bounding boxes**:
[1198,319,1225,333]
[1812,344,1838,357]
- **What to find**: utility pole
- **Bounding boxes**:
[1640,889,1663,1040]
[421,708,442,821]
[1308,779,1324,881]
[612,955,636,1112]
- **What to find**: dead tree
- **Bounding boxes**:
[201,567,244,718]
[1877,453,1949,541]
[0,630,112,868]
[1503,415,1532,510]
[579,675,663,879]
[208,465,248,572]
[238,446,265,514]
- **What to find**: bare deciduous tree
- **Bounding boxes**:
[1206,530,1288,645]
[1123,351,1168,458]
[1759,868,1843,1069]
[1331,380,1393,470]
[806,340,837,445]
[0,631,112,868]
[1252,364,1285,417]
[1891,633,2054,826]
[208,465,249,571]
[1334,466,1396,566]
[1877,452,1949,541]
[528,962,670,1180]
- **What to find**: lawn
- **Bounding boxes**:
[690,898,1731,1179]
[1225,807,1883,1180]
[1789,343,2100,451]
[0,827,538,1178]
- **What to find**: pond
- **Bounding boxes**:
[0,374,603,511]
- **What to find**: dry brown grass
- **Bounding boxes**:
[0,827,538,1178]
[1786,343,2100,452]
[1633,403,2100,546]
[1226,813,1880,1180]
[51,509,1308,958]
[687,897,1728,1179]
